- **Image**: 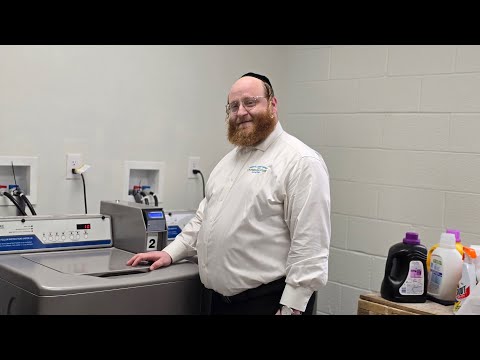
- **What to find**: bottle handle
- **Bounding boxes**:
[384,249,409,280]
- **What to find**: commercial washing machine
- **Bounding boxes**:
[0,207,201,315]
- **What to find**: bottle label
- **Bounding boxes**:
[399,260,425,295]
[454,262,476,313]
[428,255,443,294]
[453,283,470,313]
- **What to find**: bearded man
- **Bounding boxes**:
[128,72,331,315]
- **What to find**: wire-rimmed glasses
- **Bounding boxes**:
[226,96,266,116]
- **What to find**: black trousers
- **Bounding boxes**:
[200,278,316,315]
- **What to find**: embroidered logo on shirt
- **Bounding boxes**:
[248,165,268,174]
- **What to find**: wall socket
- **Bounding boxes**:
[66,153,82,180]
[187,156,200,179]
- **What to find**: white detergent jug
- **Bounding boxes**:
[427,232,463,305]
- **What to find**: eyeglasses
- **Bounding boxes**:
[226,96,266,115]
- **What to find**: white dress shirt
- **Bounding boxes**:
[164,122,331,312]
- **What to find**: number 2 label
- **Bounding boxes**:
[146,234,158,251]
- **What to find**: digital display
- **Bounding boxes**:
[148,211,164,219]
[77,223,91,230]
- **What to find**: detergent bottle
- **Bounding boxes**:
[381,232,428,303]
[427,232,463,305]
[427,229,463,272]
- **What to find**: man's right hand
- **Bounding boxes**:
[126,251,173,271]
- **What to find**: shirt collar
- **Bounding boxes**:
[255,121,283,151]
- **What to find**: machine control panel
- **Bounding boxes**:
[143,209,166,232]
[0,215,112,253]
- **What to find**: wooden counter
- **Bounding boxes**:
[357,292,453,315]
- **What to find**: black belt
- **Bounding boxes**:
[214,277,286,304]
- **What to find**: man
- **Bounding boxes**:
[127,72,331,315]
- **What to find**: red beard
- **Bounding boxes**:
[227,108,276,147]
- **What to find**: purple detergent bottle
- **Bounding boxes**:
[380,232,428,303]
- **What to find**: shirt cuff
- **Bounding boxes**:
[280,283,314,312]
[162,240,188,263]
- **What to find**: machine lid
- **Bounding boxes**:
[22,247,151,277]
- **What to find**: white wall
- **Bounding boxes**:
[285,45,480,314]
[0,45,287,215]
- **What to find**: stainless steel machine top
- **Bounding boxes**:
[23,247,150,277]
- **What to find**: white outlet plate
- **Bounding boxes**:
[187,157,200,179]
[66,153,82,180]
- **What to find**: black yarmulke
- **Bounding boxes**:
[241,72,273,91]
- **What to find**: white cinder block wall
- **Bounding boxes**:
[284,45,480,314]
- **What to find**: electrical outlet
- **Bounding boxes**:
[187,156,200,179]
[66,153,82,180]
